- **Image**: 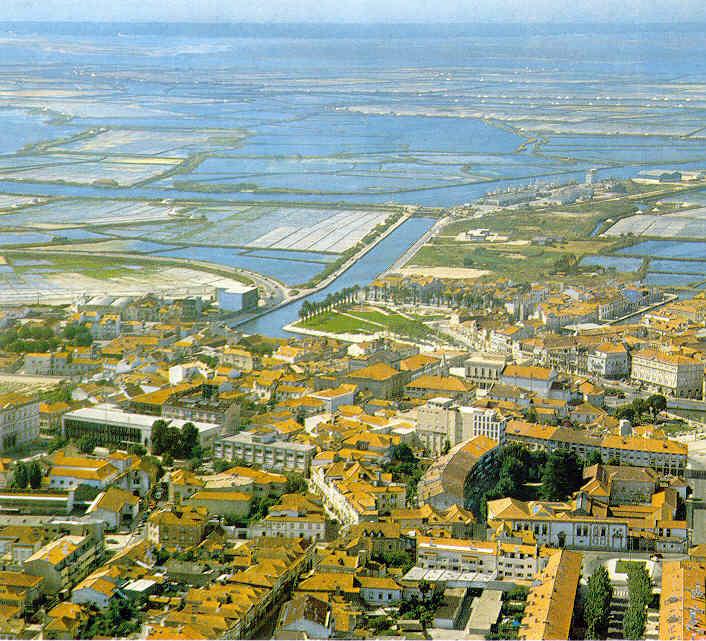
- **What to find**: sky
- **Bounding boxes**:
[4,0,706,24]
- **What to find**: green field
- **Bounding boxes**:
[409,234,639,282]
[8,252,160,280]
[298,310,379,335]
[443,198,642,241]
[347,308,432,340]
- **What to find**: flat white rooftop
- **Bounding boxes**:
[64,404,219,433]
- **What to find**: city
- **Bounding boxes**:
[1,13,706,641]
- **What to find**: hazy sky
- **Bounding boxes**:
[4,0,706,23]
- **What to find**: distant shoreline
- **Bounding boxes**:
[2,22,706,37]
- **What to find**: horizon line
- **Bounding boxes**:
[3,19,706,25]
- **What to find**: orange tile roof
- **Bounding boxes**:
[519,549,582,640]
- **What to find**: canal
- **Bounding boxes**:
[239,217,436,336]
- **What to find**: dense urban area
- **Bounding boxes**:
[3,19,706,641]
[1,168,706,641]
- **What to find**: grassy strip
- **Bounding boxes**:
[298,310,378,334]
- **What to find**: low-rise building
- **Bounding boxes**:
[417,436,498,510]
[357,575,403,605]
[405,375,471,400]
[258,493,327,541]
[86,487,140,530]
[44,602,87,640]
[186,490,252,519]
[581,464,658,506]
[587,343,630,379]
[415,535,547,582]
[220,346,255,372]
[310,384,357,413]
[62,404,221,450]
[518,549,582,640]
[277,594,334,639]
[71,565,122,609]
[659,560,706,640]
[464,352,507,389]
[388,503,477,539]
[214,430,315,474]
[501,365,557,397]
[505,420,687,475]
[147,506,208,550]
[0,571,43,614]
[487,497,628,551]
[23,535,101,594]
[311,461,406,526]
[344,363,408,400]
[0,489,75,515]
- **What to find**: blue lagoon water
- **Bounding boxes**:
[2,24,706,327]
[619,241,706,260]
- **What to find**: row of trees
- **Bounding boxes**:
[540,449,585,501]
[466,444,545,520]
[583,566,613,639]
[13,460,42,489]
[298,285,361,321]
[624,564,652,639]
[0,321,93,354]
[364,282,502,311]
[151,420,200,461]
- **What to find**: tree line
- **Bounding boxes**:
[364,282,502,310]
[298,285,360,320]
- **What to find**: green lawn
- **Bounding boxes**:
[298,310,378,335]
[346,308,433,340]
[441,179,706,243]
[615,560,646,574]
[298,307,434,340]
